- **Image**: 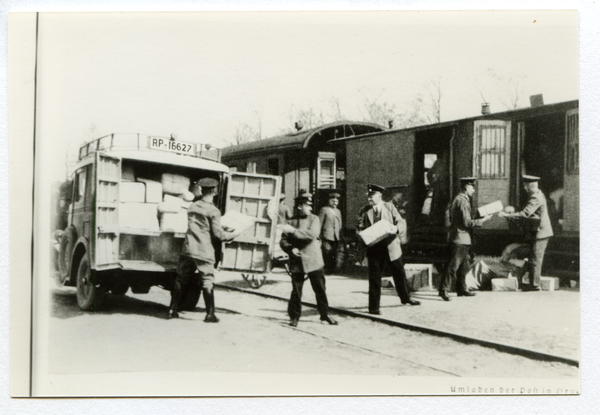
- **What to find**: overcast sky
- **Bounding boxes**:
[34,11,578,181]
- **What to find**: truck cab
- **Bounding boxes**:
[56,134,280,310]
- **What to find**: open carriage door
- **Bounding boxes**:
[473,120,511,228]
[563,109,579,232]
[94,152,121,270]
[220,172,281,273]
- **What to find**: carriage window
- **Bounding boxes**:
[477,125,507,178]
[317,152,336,189]
[247,161,257,174]
[566,112,579,174]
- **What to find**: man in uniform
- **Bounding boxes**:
[439,177,493,301]
[318,189,344,274]
[499,175,553,291]
[280,192,338,327]
[168,177,239,321]
[357,184,420,315]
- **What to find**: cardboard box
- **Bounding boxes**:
[478,200,504,217]
[119,202,159,231]
[359,220,396,247]
[540,276,560,291]
[158,198,182,213]
[161,173,190,195]
[159,210,188,233]
[405,263,433,291]
[137,178,163,203]
[119,182,145,203]
[491,275,518,291]
[221,210,257,234]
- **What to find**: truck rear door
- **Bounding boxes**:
[94,152,121,270]
[219,172,281,273]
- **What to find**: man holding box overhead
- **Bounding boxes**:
[168,177,239,322]
[439,177,493,301]
[499,175,553,291]
[357,184,420,315]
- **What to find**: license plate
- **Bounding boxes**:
[148,136,196,155]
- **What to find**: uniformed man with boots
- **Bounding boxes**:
[168,177,239,321]
[318,189,344,274]
[439,177,493,301]
[357,184,420,314]
[499,175,553,291]
[280,192,338,327]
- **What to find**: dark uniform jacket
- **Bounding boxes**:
[182,199,235,263]
[318,206,342,242]
[448,191,485,246]
[515,189,554,241]
[356,202,407,262]
[280,213,324,274]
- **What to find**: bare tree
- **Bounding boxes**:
[472,68,528,112]
[423,76,443,123]
[280,104,325,133]
[230,121,259,145]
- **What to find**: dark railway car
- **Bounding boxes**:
[333,100,579,275]
[221,101,579,275]
[221,121,386,223]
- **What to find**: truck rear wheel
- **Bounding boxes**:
[58,227,76,286]
[76,255,105,311]
[178,284,202,311]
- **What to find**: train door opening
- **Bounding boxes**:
[413,127,454,228]
[518,113,566,234]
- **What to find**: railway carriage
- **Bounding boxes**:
[221,100,580,276]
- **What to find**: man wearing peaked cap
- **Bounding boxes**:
[168,176,239,322]
[367,184,386,194]
[357,183,420,314]
[499,174,553,291]
[439,177,493,302]
[319,189,344,274]
[279,192,338,327]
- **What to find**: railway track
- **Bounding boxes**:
[216,282,579,370]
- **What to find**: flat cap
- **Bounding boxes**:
[522,174,540,182]
[367,184,385,193]
[196,177,219,188]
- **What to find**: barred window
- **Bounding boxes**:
[566,112,579,174]
[477,125,507,179]
[317,152,336,189]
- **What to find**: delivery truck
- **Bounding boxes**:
[54,133,281,311]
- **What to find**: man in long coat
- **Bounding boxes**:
[280,192,338,327]
[439,177,492,301]
[319,189,344,274]
[168,177,238,321]
[357,184,420,315]
[499,175,553,291]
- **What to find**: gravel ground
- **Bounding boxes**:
[218,267,580,361]
[50,283,578,379]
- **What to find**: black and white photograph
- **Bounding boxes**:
[6,4,597,408]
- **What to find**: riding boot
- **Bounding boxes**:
[203,288,219,323]
[168,281,181,318]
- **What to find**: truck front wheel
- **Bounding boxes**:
[76,255,105,311]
